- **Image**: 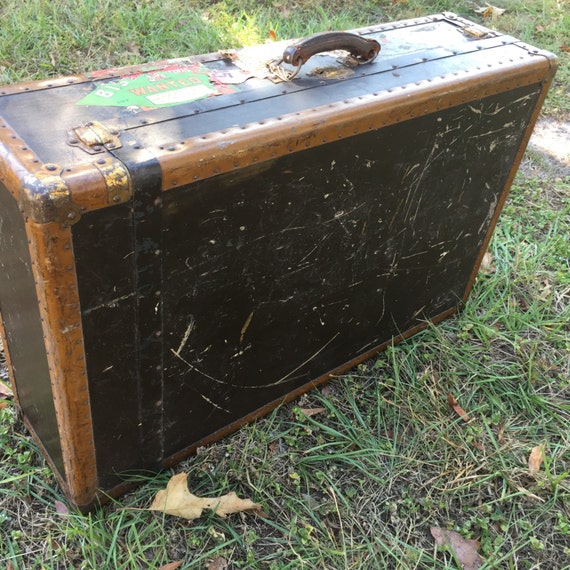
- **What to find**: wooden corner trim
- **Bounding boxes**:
[25,220,97,506]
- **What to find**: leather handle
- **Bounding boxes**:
[282,32,381,67]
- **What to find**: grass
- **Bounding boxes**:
[1,0,569,568]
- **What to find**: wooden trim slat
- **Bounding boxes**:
[25,220,97,507]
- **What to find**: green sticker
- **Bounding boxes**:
[78,64,226,109]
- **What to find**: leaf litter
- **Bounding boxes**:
[528,444,545,475]
[430,527,484,569]
[447,393,470,422]
[149,473,263,521]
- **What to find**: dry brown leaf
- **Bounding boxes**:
[0,400,8,410]
[320,383,332,397]
[475,4,506,17]
[206,556,229,570]
[447,393,470,422]
[539,279,552,300]
[528,444,545,475]
[480,251,495,275]
[430,527,484,569]
[54,500,69,515]
[159,562,183,570]
[0,379,13,398]
[149,473,262,520]
[497,422,505,443]
[299,407,326,417]
[561,46,570,53]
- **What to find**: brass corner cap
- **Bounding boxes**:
[19,164,81,226]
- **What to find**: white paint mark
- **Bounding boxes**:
[266,333,340,387]
[199,393,230,413]
[175,316,195,355]
[478,195,498,235]
[83,292,135,315]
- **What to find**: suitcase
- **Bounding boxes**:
[0,12,557,509]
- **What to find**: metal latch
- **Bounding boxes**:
[462,24,491,39]
[67,120,122,154]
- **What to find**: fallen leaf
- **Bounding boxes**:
[497,422,505,443]
[430,527,484,570]
[0,400,8,410]
[539,279,552,300]
[159,562,183,570]
[268,29,277,42]
[560,46,570,53]
[528,444,545,475]
[480,251,495,275]
[299,407,326,417]
[149,473,262,520]
[320,383,332,397]
[474,4,506,17]
[447,393,470,422]
[206,556,228,570]
[54,500,69,515]
[0,379,13,398]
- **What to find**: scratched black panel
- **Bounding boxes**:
[161,84,540,456]
[0,185,64,475]
[126,154,165,472]
[72,203,140,488]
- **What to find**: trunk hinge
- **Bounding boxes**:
[67,120,122,154]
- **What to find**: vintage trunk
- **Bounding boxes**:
[0,13,557,509]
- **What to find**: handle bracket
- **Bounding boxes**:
[270,32,381,81]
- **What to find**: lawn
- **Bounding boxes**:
[0,0,569,568]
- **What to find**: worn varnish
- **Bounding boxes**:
[0,13,557,508]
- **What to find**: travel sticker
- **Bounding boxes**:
[78,63,235,109]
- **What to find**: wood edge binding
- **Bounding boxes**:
[156,58,552,191]
[25,220,98,507]
[0,75,89,97]
[462,62,559,301]
[0,117,42,201]
[0,310,19,405]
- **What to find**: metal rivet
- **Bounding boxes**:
[45,164,57,172]
[97,158,106,165]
